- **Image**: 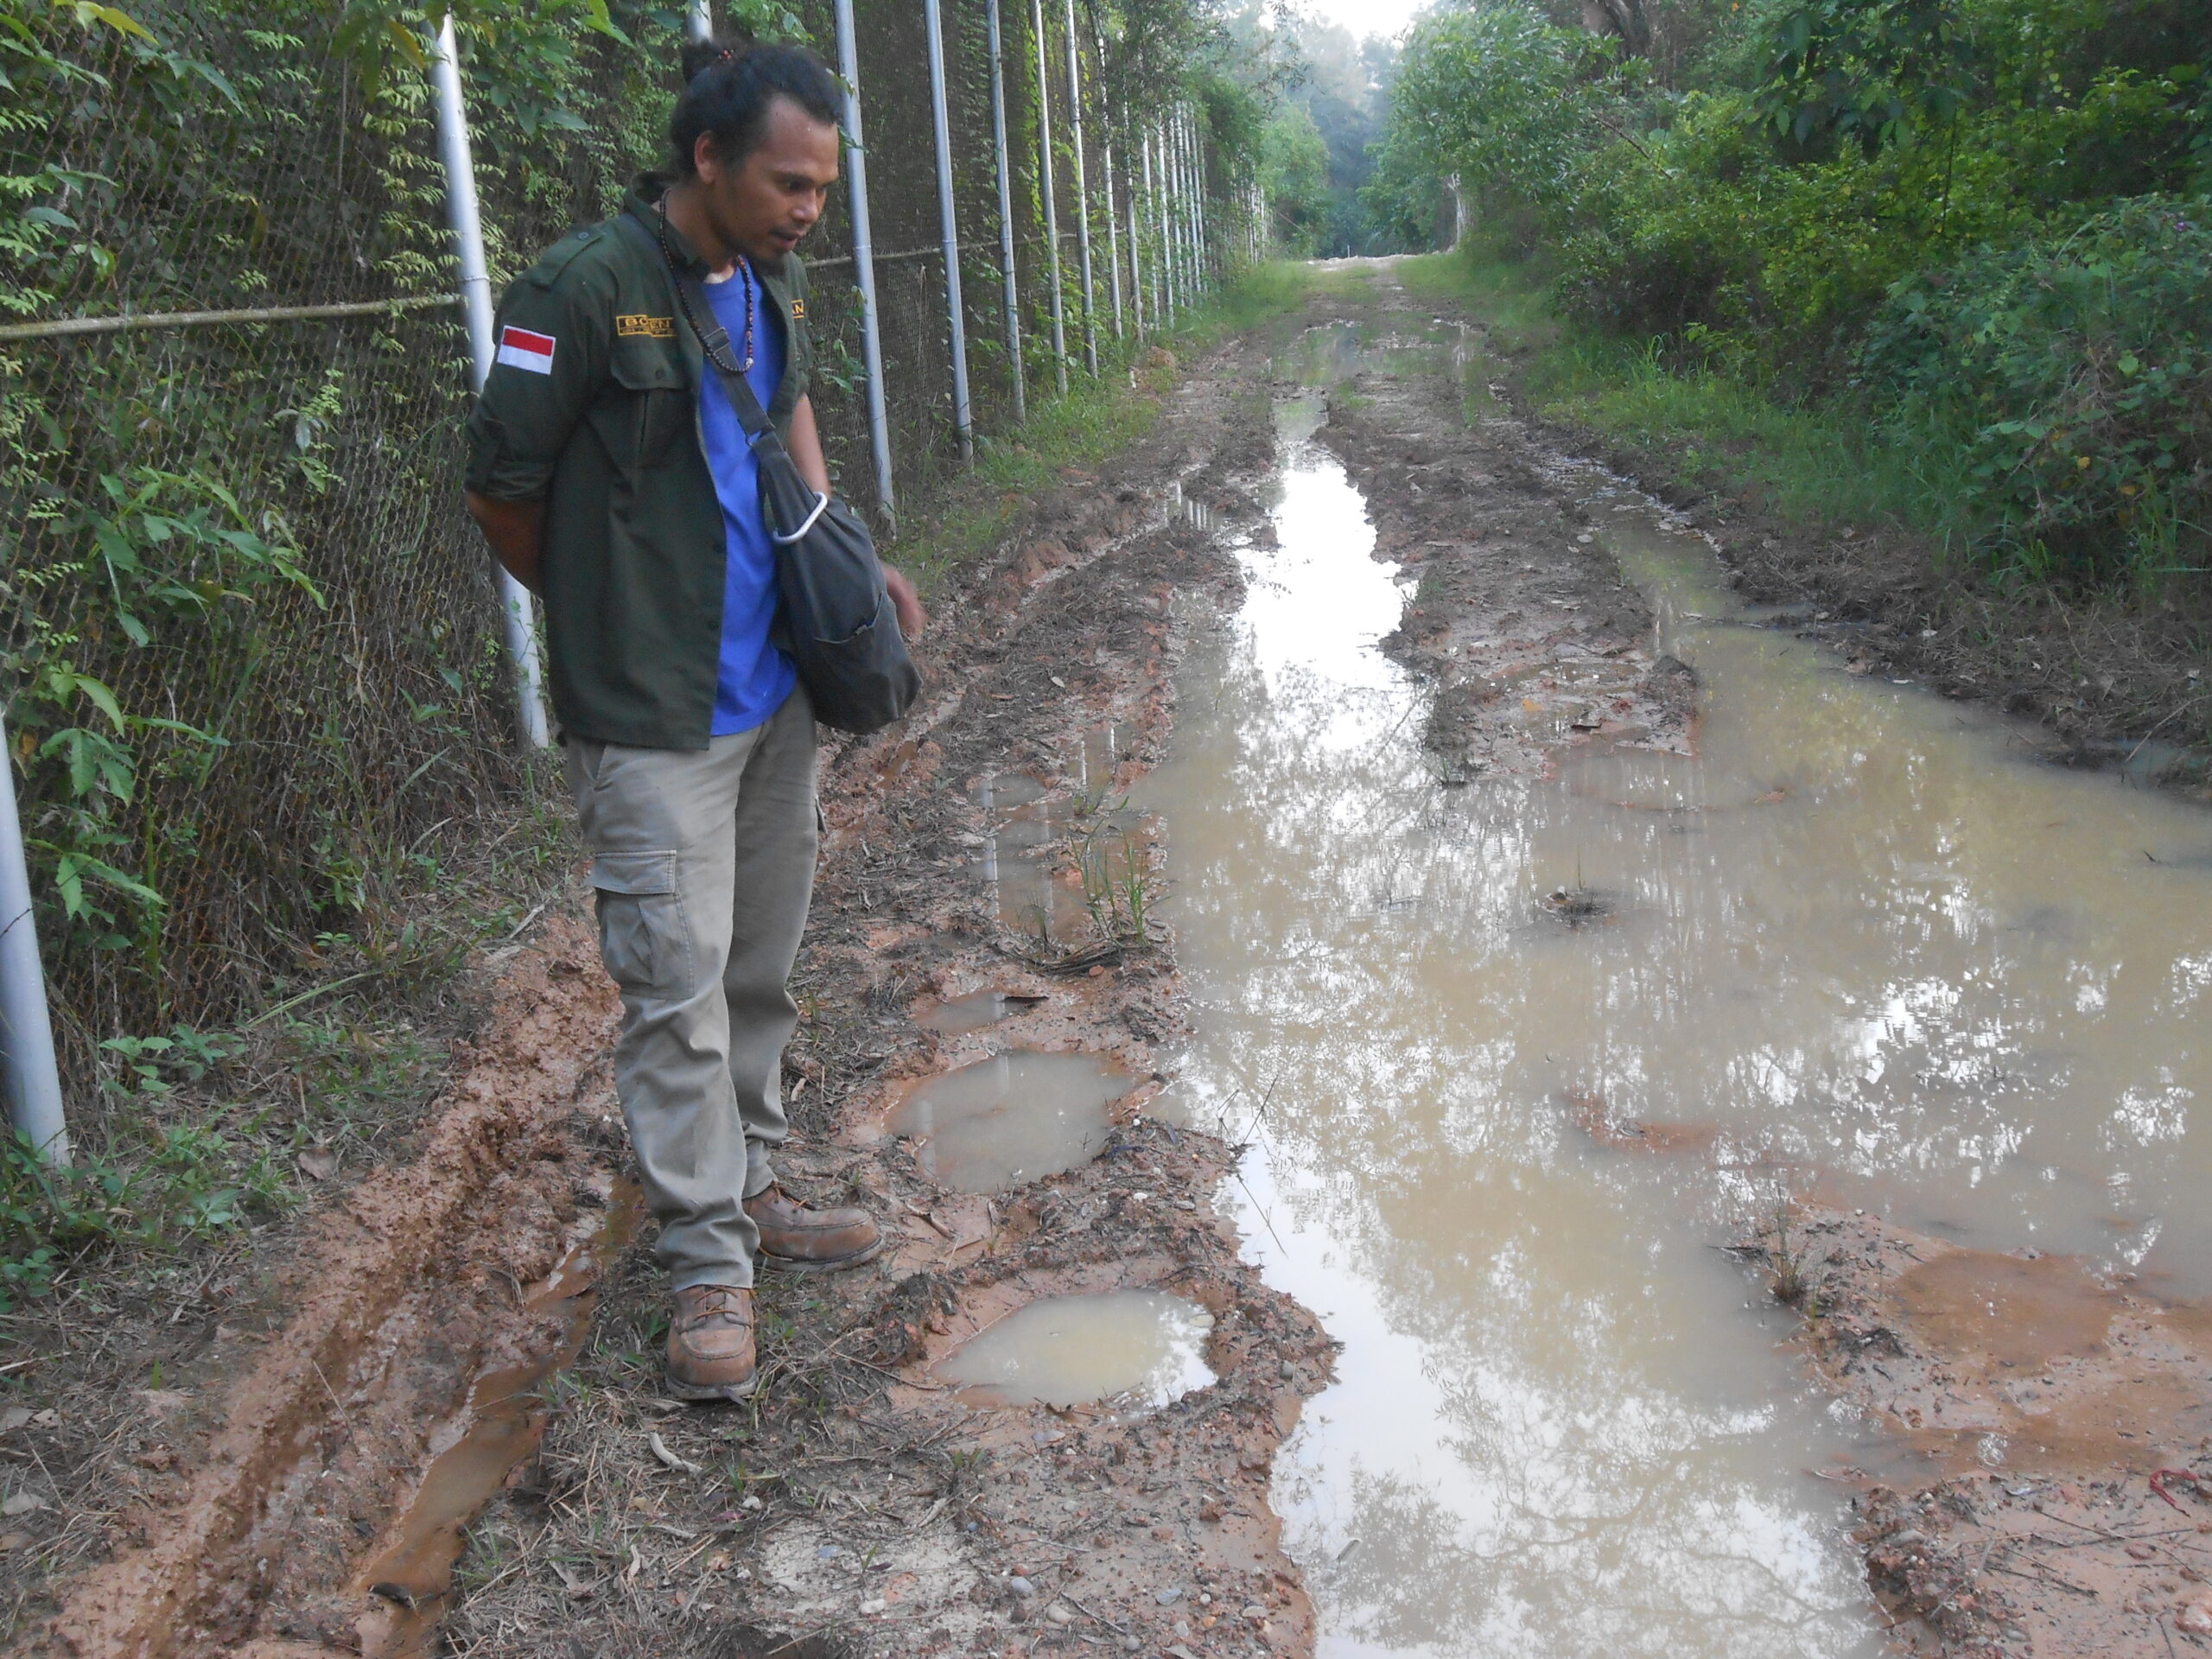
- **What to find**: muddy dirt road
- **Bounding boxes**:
[21,263,2212,1659]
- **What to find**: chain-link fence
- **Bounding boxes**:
[0,0,1253,1109]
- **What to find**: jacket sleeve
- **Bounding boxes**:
[462,243,613,501]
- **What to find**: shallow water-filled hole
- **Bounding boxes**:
[971,771,1048,811]
[354,1178,643,1657]
[916,988,1051,1035]
[887,1050,1135,1192]
[935,1289,1216,1409]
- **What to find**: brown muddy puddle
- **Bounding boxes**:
[916,988,1051,1034]
[933,1289,1216,1409]
[887,1050,1136,1192]
[1130,317,2212,1656]
[354,1179,644,1657]
[966,764,1146,941]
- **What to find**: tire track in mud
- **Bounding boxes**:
[43,920,632,1658]
[406,344,1333,1658]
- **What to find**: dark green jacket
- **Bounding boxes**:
[464,173,815,749]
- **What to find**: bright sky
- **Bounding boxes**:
[1297,0,1433,46]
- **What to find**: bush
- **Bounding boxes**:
[1860,194,2212,582]
[1553,93,1778,344]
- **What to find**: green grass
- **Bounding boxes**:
[894,260,1319,595]
[1302,261,1382,303]
[1529,333,1974,540]
[1,757,577,1313]
[1401,241,1975,548]
[0,1001,463,1308]
[1394,248,1557,347]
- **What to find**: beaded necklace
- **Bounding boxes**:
[655,200,756,373]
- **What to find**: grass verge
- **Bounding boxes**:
[1395,244,1980,544]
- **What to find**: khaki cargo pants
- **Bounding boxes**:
[563,687,817,1290]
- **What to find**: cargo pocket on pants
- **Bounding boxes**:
[589,850,686,995]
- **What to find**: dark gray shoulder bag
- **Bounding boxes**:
[621,211,920,735]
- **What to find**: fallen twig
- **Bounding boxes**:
[648,1432,703,1476]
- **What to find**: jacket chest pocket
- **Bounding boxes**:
[592,346,690,474]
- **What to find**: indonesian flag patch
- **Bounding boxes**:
[495,325,556,374]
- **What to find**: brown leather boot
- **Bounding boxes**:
[664,1284,757,1402]
[745,1185,885,1273]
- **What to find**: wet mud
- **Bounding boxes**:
[35,917,634,1657]
[25,263,2212,1659]
[1770,1205,2212,1656]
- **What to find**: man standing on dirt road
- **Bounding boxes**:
[461,38,923,1405]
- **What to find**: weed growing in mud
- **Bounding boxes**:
[1539,856,1611,925]
[0,1125,290,1305]
[1078,826,1158,945]
[1766,1204,1817,1312]
[0,1006,469,1306]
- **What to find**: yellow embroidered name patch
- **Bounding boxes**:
[790,299,806,320]
[616,314,675,339]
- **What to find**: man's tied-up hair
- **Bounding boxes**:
[669,36,842,175]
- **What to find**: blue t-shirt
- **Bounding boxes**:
[699,263,797,736]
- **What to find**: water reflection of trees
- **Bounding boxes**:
[1166,580,2212,1281]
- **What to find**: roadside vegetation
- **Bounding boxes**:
[1364,0,2210,600]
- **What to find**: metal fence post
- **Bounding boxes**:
[1178,113,1196,306]
[833,0,898,529]
[1160,118,1183,314]
[985,0,1026,423]
[1093,25,1123,343]
[1204,129,1216,283]
[1159,124,1176,316]
[1166,112,1184,308]
[1193,116,1211,289]
[1032,0,1068,395]
[430,16,550,751]
[1125,115,1146,340]
[922,0,973,461]
[1061,0,1096,376]
[1101,130,1123,340]
[0,711,67,1167]
[1182,111,1204,296]
[1159,124,1176,321]
[1178,111,1198,298]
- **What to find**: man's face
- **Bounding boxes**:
[695,94,840,264]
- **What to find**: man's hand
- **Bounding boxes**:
[466,492,545,594]
[882,563,926,639]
